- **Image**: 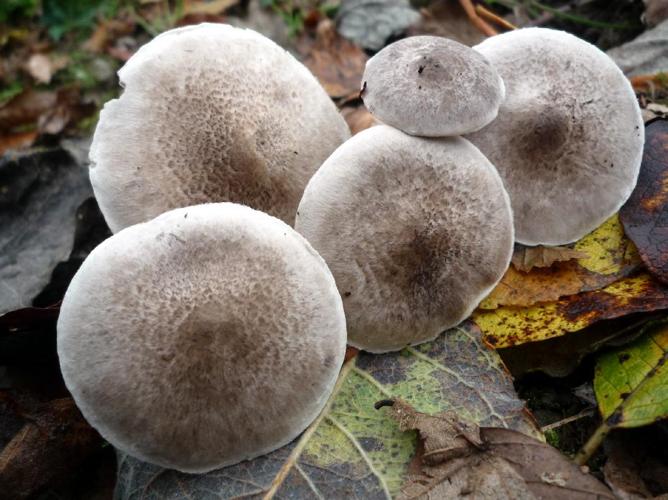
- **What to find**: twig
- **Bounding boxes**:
[475,4,517,31]
[574,422,610,465]
[458,0,498,37]
[541,408,595,433]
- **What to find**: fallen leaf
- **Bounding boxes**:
[643,102,668,122]
[479,215,642,309]
[594,322,668,429]
[0,89,57,132]
[23,53,69,84]
[115,322,540,498]
[499,314,657,378]
[407,0,486,46]
[603,430,668,499]
[382,400,614,499]
[620,119,668,285]
[183,0,238,16]
[336,0,420,51]
[341,104,378,135]
[475,273,668,349]
[512,245,589,272]
[0,144,92,314]
[0,130,38,156]
[644,0,668,26]
[299,19,368,99]
[608,19,668,77]
[0,395,101,498]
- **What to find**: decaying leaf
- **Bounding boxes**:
[602,431,668,499]
[620,119,668,285]
[0,395,102,498]
[475,273,668,349]
[0,144,92,314]
[342,104,378,135]
[299,19,368,99]
[115,322,540,498]
[336,0,420,51]
[512,245,589,273]
[479,215,641,310]
[594,322,668,429]
[382,400,614,500]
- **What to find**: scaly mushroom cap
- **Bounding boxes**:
[361,35,505,137]
[57,203,346,472]
[467,28,644,246]
[90,23,350,233]
[295,125,513,353]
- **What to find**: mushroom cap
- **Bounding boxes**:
[57,203,346,473]
[295,125,513,353]
[90,23,350,233]
[360,35,505,137]
[467,28,644,246]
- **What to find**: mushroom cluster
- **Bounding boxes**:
[56,23,644,473]
[296,36,515,353]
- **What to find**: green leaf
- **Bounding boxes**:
[594,322,668,428]
[115,322,540,498]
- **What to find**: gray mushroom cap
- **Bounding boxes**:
[57,203,346,473]
[295,125,513,353]
[467,28,644,246]
[361,35,505,137]
[90,23,350,233]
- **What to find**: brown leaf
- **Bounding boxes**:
[341,105,378,135]
[480,215,641,310]
[0,395,101,498]
[298,19,368,99]
[512,245,589,272]
[183,0,238,16]
[23,53,69,84]
[620,119,668,285]
[0,130,38,156]
[382,400,615,500]
[0,89,57,132]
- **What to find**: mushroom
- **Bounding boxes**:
[57,203,346,472]
[360,35,505,137]
[467,28,644,246]
[90,23,350,233]
[295,125,513,353]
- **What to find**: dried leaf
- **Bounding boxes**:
[183,0,238,16]
[594,322,668,429]
[115,322,540,498]
[336,0,420,51]
[299,19,368,99]
[0,144,92,314]
[407,0,486,46]
[644,0,668,26]
[475,273,668,349]
[512,245,589,272]
[620,119,668,285]
[480,215,642,310]
[0,396,101,498]
[341,105,378,135]
[383,400,614,500]
[0,89,57,131]
[23,53,69,84]
[0,130,38,156]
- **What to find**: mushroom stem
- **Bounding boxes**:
[458,0,498,37]
[475,4,517,31]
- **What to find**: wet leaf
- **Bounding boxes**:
[0,395,102,498]
[383,400,614,500]
[299,19,368,99]
[479,215,641,310]
[620,119,668,285]
[0,143,92,314]
[336,0,420,51]
[512,245,589,273]
[115,322,540,499]
[475,273,668,349]
[594,322,668,428]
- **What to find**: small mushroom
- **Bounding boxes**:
[295,125,513,353]
[90,23,350,233]
[360,35,505,137]
[467,28,644,246]
[57,203,346,472]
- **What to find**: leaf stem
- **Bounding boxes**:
[574,422,610,465]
